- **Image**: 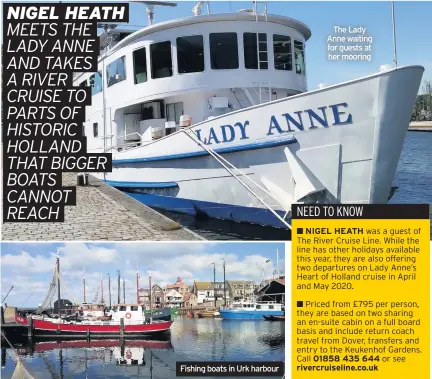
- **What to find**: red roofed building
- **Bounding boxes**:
[166,277,190,296]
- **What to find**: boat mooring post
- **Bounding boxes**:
[1,347,6,368]
[0,305,4,325]
[120,337,125,358]
[120,317,125,339]
[27,317,33,339]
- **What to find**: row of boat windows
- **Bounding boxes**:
[112,305,140,311]
[80,32,305,94]
[233,304,276,309]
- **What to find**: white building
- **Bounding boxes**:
[165,289,183,307]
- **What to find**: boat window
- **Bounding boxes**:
[112,306,117,312]
[131,306,138,311]
[256,305,261,309]
[273,34,292,71]
[177,35,204,74]
[133,47,148,84]
[93,123,98,138]
[269,305,274,309]
[209,33,239,69]
[89,72,102,95]
[294,40,305,74]
[119,305,127,311]
[243,33,268,69]
[107,56,126,87]
[166,102,184,124]
[150,41,173,79]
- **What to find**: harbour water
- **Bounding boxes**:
[2,317,285,379]
[390,131,432,234]
[126,131,432,239]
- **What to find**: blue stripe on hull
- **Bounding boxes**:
[124,192,290,229]
[220,310,284,320]
[105,180,178,189]
[112,137,297,164]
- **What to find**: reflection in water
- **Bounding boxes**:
[3,318,284,378]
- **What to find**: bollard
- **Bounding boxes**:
[77,173,88,186]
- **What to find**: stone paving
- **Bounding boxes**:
[2,173,203,241]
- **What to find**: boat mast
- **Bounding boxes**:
[108,273,111,308]
[83,267,86,303]
[148,269,152,322]
[136,268,140,304]
[56,251,61,316]
[276,249,279,278]
[101,272,104,304]
[117,270,121,304]
[123,277,126,303]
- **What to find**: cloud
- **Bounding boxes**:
[1,242,284,307]
[2,250,56,273]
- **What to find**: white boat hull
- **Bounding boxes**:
[98,66,423,228]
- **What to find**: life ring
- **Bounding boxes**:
[125,312,132,319]
[126,350,132,359]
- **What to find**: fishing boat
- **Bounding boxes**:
[219,299,284,320]
[146,307,172,321]
[15,254,172,338]
[75,1,424,229]
[197,309,217,318]
[15,303,172,338]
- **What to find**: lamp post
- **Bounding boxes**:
[210,263,216,308]
[221,258,226,306]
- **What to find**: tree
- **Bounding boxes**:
[412,80,432,121]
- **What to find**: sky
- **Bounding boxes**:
[124,0,432,90]
[0,242,285,307]
[1,1,430,89]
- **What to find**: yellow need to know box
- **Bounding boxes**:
[291,205,430,379]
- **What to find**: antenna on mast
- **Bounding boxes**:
[391,1,398,67]
[137,1,177,25]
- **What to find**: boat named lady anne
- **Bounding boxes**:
[76,2,424,228]
[219,300,284,320]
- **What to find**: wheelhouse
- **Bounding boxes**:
[227,300,284,311]
[110,303,146,322]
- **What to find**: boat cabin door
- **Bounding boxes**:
[124,113,141,141]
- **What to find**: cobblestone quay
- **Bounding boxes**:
[2,173,203,241]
